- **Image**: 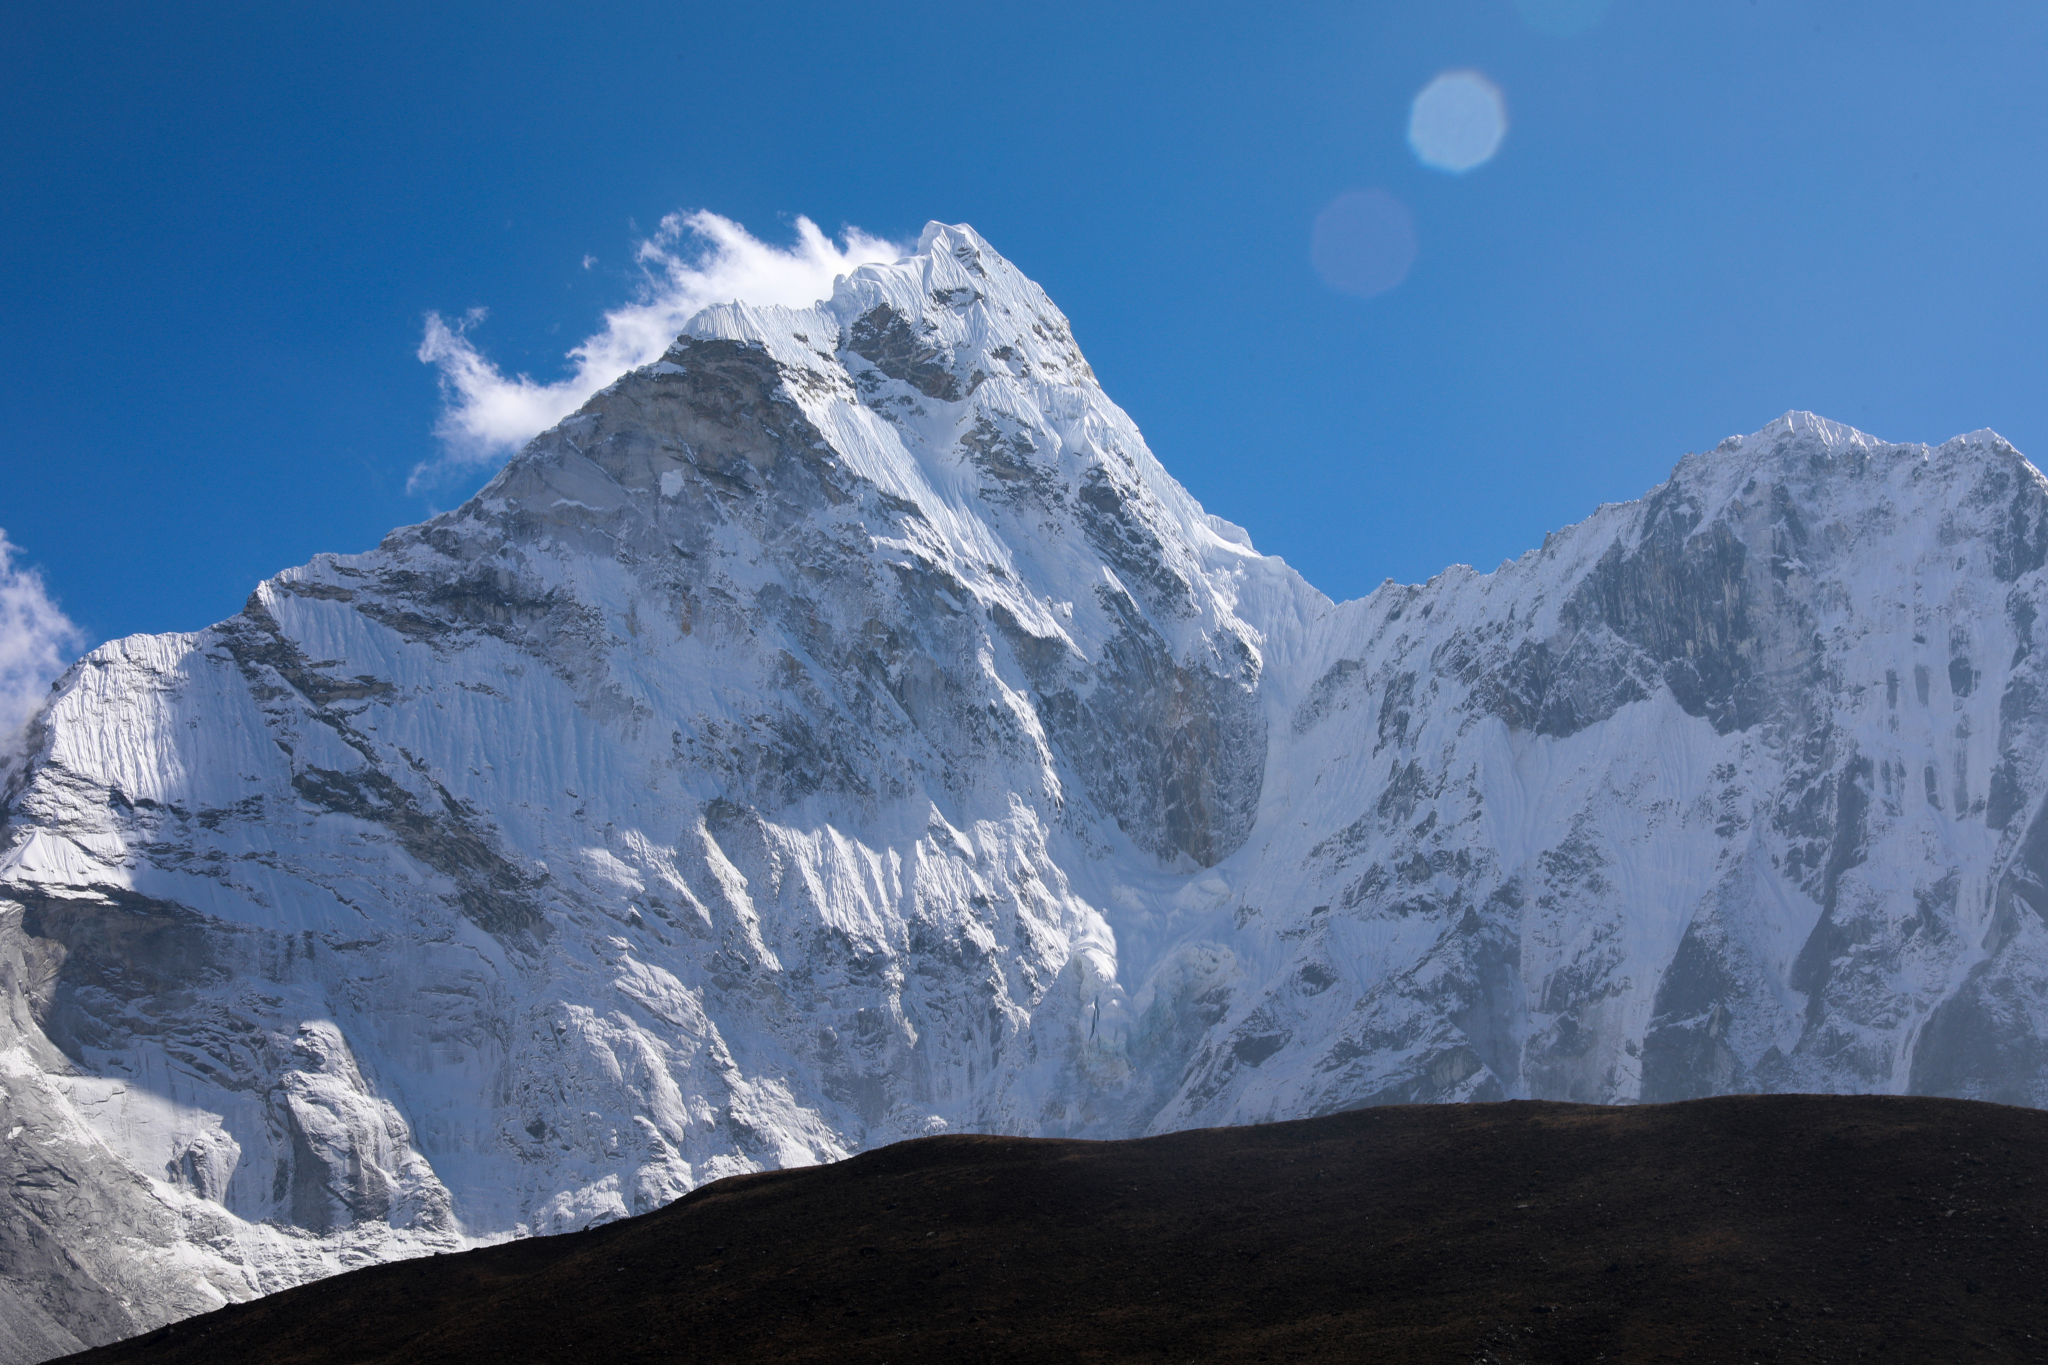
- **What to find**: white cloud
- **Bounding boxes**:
[0,531,83,767]
[413,212,902,492]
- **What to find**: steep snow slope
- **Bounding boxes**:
[5,227,2048,1358]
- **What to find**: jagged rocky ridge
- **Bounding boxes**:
[5,224,2048,1359]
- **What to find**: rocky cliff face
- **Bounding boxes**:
[4,225,2047,1359]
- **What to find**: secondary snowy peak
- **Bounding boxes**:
[1178,414,2048,1126]
[9,223,2048,1363]
[1733,409,1885,449]
[1657,411,2035,543]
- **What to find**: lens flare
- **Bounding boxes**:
[1310,189,1418,299]
[1408,70,1508,174]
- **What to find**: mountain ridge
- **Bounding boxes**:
[5,223,2048,1359]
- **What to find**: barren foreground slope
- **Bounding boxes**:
[69,1094,2048,1364]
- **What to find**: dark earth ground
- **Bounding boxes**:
[67,1095,2048,1363]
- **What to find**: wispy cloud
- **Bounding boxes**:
[413,212,902,492]
[0,531,83,769]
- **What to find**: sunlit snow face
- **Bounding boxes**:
[1407,70,1508,174]
[1310,188,1417,299]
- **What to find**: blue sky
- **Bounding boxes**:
[5,1,2047,670]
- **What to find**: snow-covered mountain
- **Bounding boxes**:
[6,224,2048,1360]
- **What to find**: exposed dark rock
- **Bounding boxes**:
[846,305,966,402]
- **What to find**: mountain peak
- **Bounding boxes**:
[1680,412,2036,507]
[1682,409,1867,476]
[912,219,1001,270]
[1736,410,1882,451]
[12,227,2048,1361]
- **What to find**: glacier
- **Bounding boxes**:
[6,223,2048,1359]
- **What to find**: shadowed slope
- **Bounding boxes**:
[68,1095,2048,1364]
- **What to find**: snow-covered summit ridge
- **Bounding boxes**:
[676,221,1246,574]
[1724,409,1886,451]
[438,221,1285,650]
[684,221,1101,396]
[10,222,2048,1363]
[1712,408,2012,458]
[1661,409,2036,532]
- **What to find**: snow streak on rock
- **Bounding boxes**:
[6,230,2048,1358]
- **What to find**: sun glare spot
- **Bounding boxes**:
[1408,71,1508,174]
[1310,189,1418,300]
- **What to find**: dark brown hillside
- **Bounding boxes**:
[68,1095,2048,1364]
